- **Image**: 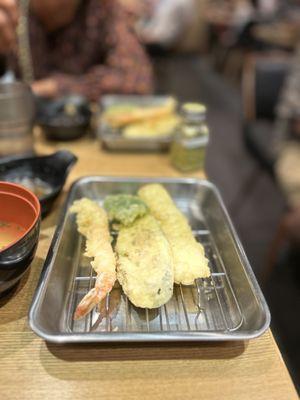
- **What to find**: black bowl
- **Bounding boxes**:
[0,182,40,297]
[35,95,91,141]
[0,150,77,217]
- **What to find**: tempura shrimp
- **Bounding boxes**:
[70,198,116,320]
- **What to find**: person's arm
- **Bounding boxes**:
[34,0,153,100]
[0,0,18,55]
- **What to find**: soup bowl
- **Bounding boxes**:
[0,150,77,217]
[0,182,40,296]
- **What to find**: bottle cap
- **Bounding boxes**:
[181,103,207,122]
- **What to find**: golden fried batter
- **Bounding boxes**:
[70,198,116,319]
[116,214,174,308]
[138,184,210,285]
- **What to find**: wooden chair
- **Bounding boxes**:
[241,52,292,283]
[242,52,290,176]
[230,52,289,215]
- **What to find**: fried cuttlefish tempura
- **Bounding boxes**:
[70,198,116,320]
[138,184,210,285]
[104,194,174,308]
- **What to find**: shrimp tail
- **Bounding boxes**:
[74,287,104,321]
[73,273,115,320]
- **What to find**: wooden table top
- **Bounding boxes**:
[0,135,297,400]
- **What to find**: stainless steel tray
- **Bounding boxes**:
[97,95,175,151]
[29,177,270,343]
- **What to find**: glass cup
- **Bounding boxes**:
[0,82,35,158]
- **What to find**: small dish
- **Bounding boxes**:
[98,95,178,152]
[0,182,40,297]
[36,95,91,141]
[0,150,77,217]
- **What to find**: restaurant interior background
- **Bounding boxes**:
[132,0,300,389]
[168,0,300,390]
[0,0,299,393]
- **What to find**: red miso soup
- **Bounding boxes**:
[0,220,26,251]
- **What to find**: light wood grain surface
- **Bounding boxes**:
[0,135,297,400]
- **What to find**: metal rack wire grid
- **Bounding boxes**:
[67,228,244,334]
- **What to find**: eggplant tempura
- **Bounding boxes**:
[104,195,174,308]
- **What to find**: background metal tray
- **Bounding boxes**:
[97,95,176,151]
[29,177,270,343]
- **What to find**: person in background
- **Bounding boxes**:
[275,42,300,243]
[139,0,196,49]
[120,0,196,50]
[0,0,153,101]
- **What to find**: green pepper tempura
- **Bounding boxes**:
[103,194,148,226]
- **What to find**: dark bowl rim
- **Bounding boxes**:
[38,119,90,129]
[0,227,39,267]
[39,185,62,203]
[0,150,77,195]
[0,182,41,254]
[0,178,64,204]
[0,181,40,213]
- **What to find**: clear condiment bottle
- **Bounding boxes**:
[170,103,209,172]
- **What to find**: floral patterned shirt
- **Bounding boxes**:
[14,0,153,100]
